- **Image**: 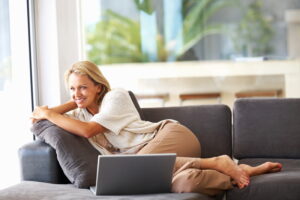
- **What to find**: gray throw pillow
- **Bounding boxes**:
[30,120,100,188]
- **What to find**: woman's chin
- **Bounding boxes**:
[76,104,86,108]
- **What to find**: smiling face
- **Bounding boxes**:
[68,73,102,114]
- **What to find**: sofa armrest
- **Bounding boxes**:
[18,140,69,184]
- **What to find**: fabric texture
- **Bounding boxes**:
[138,122,201,158]
[0,181,214,200]
[227,158,300,200]
[128,90,145,120]
[30,120,100,188]
[142,105,232,158]
[233,98,300,159]
[18,140,69,184]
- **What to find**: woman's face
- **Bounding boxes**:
[68,73,101,111]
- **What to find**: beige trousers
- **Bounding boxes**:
[137,122,233,196]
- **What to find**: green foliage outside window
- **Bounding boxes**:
[86,10,148,64]
[231,0,274,57]
[86,0,238,64]
[86,0,275,64]
[180,0,237,57]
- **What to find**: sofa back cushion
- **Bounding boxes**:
[233,98,300,159]
[142,105,232,158]
[128,91,145,120]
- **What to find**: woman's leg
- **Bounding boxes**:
[172,168,233,196]
[174,155,283,190]
[138,122,283,194]
[137,122,201,158]
[137,122,235,195]
[172,156,282,195]
[137,122,244,180]
[239,162,282,177]
[174,155,249,189]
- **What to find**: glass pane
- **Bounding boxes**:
[80,0,300,108]
[0,0,32,189]
[0,0,11,89]
[81,0,300,64]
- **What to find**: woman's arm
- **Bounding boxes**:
[31,106,106,138]
[30,100,77,124]
[50,100,77,114]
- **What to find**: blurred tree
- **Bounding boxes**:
[231,0,274,57]
[86,0,237,64]
[86,10,148,64]
[179,0,237,58]
[133,0,154,14]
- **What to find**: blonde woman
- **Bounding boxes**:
[31,61,282,196]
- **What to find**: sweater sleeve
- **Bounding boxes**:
[90,88,140,135]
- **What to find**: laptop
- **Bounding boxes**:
[90,153,176,195]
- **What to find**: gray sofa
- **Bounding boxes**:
[227,98,300,200]
[1,97,300,200]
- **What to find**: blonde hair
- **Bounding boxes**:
[64,61,111,105]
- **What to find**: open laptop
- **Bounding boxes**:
[90,153,176,195]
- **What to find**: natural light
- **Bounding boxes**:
[0,0,32,189]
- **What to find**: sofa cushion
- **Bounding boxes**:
[233,98,300,159]
[226,158,300,200]
[31,120,100,188]
[0,181,216,200]
[142,105,232,158]
[128,90,145,120]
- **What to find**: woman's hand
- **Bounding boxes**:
[31,105,51,121]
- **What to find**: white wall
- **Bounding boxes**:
[34,0,82,106]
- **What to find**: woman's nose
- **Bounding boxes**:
[73,89,81,97]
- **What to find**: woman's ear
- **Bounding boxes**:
[97,84,102,94]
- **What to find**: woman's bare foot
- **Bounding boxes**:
[239,162,282,177]
[214,155,250,189]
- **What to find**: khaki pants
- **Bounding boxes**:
[138,122,233,196]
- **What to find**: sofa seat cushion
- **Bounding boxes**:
[0,181,216,200]
[226,158,300,200]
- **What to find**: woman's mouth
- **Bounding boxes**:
[75,98,85,105]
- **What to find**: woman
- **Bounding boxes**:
[31,61,282,196]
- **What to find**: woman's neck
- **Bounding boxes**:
[86,105,99,115]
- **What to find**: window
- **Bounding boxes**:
[0,0,32,189]
[79,0,300,108]
[81,0,300,65]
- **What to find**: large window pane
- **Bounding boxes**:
[81,0,300,64]
[0,0,32,189]
[79,0,300,108]
[0,0,11,89]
